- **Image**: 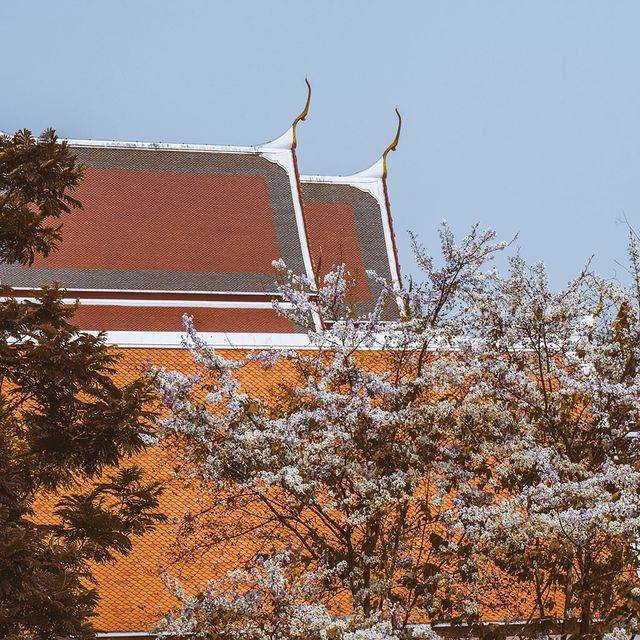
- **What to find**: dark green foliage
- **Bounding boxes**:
[0,129,84,266]
[0,130,166,639]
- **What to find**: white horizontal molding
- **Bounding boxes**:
[91,330,314,349]
[13,297,288,310]
[63,133,296,156]
[91,330,417,351]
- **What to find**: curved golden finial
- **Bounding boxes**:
[382,108,402,178]
[291,77,312,149]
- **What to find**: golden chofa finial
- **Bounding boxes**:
[382,108,402,178]
[291,77,312,149]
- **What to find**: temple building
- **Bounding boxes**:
[12,89,407,637]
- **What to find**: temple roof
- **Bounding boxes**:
[301,172,400,316]
[12,106,557,638]
[1,96,402,347]
[59,348,539,637]
[2,143,311,294]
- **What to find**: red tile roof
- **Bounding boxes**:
[73,305,296,333]
[37,169,281,274]
[304,200,372,302]
[300,178,400,317]
[1,139,402,336]
[3,146,311,297]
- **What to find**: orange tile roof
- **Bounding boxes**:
[88,347,301,633]
[41,347,544,634]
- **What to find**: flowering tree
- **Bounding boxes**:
[155,223,640,639]
[154,224,505,637]
[448,236,640,638]
[157,549,440,640]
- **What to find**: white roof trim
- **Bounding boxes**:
[14,297,289,310]
[300,153,386,188]
[5,124,297,154]
[64,137,259,154]
[350,156,385,180]
[62,135,295,156]
[261,126,294,150]
[91,330,402,350]
[91,330,314,349]
[378,183,402,290]
[300,172,384,200]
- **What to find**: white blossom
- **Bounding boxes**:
[154,224,640,637]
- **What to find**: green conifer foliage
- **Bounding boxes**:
[0,130,165,640]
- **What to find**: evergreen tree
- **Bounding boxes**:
[0,129,165,640]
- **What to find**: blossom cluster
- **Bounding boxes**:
[154,223,640,638]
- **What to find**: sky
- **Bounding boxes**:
[2,0,640,289]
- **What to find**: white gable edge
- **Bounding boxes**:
[300,174,402,291]
[61,131,294,156]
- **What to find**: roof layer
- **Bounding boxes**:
[81,347,298,633]
[301,174,401,317]
[0,132,403,340]
[302,182,387,307]
[72,305,299,333]
[2,146,308,294]
[54,348,541,636]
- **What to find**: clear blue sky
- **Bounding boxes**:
[2,0,639,288]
